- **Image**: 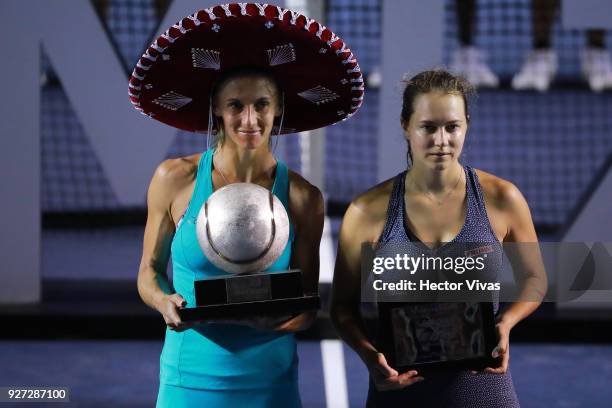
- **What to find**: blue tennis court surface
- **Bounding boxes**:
[1,341,610,407]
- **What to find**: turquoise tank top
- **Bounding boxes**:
[160,148,298,390]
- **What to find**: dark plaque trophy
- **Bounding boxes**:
[178,183,320,322]
[377,302,498,374]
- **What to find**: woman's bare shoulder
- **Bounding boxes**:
[288,169,321,196]
[335,177,396,243]
[335,178,394,241]
[152,154,200,188]
[474,168,526,210]
[350,178,395,220]
[148,154,201,208]
[287,169,324,214]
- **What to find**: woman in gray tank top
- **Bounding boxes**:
[330,69,547,407]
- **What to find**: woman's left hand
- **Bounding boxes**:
[483,321,511,374]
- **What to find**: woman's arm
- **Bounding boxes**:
[331,200,423,390]
[485,182,548,373]
[501,182,548,318]
[137,159,194,332]
[330,202,377,361]
[275,175,325,332]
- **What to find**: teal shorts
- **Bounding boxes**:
[156,382,302,408]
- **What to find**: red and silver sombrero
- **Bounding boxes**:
[128,3,364,134]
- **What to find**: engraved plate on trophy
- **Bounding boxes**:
[226,274,272,303]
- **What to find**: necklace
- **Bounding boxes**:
[213,151,276,187]
[410,169,463,206]
[213,152,231,186]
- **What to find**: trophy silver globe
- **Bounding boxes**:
[196,183,290,274]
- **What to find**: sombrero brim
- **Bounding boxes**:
[128,3,364,134]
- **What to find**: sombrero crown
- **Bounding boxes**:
[129,3,364,134]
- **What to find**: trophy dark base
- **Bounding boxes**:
[377,302,498,375]
[389,355,499,376]
[178,295,320,322]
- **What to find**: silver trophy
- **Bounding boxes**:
[179,183,319,322]
[196,183,289,274]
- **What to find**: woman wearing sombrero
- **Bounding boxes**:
[133,3,363,407]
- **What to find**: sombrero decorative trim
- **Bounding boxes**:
[128,3,364,134]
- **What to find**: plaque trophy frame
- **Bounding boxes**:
[377,302,498,374]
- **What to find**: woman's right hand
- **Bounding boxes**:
[364,351,424,391]
[157,293,196,332]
